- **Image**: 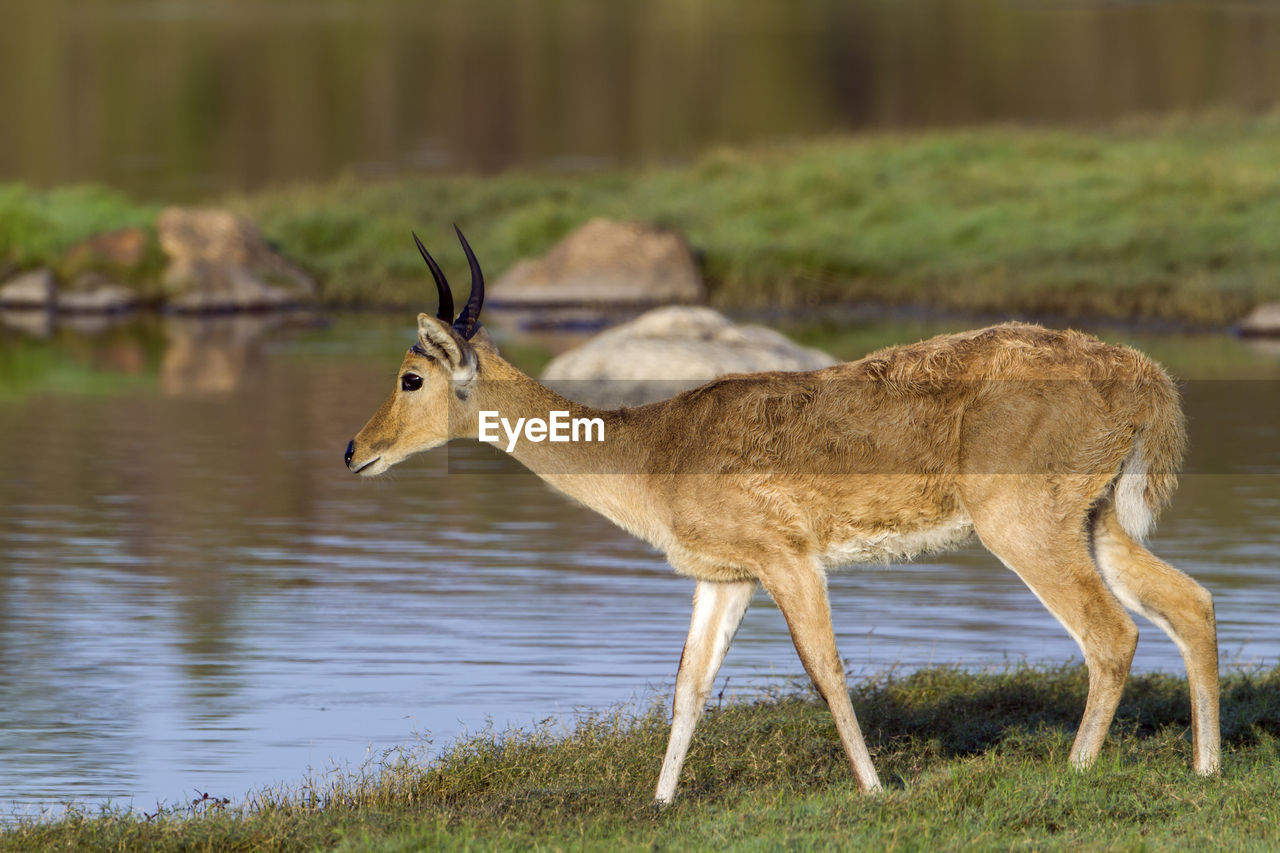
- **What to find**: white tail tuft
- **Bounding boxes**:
[1115,436,1155,541]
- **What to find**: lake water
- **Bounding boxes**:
[0,312,1277,814]
[4,0,1280,197]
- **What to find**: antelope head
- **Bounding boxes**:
[344,227,492,476]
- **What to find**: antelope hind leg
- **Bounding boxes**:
[964,482,1139,769]
[998,542,1139,769]
[1093,503,1220,774]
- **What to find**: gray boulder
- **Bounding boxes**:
[1238,302,1280,337]
[157,207,315,312]
[541,306,837,406]
[0,268,56,309]
[489,218,704,306]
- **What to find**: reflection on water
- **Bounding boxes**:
[0,315,1277,812]
[0,310,53,340]
[3,0,1280,197]
[161,315,278,396]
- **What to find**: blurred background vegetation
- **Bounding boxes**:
[4,0,1279,199]
[3,0,1280,321]
[5,0,1278,456]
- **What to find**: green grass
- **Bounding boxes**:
[7,664,1280,851]
[0,184,167,290]
[6,114,1280,323]
[0,185,155,266]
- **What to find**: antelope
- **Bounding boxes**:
[345,228,1220,803]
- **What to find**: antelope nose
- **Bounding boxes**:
[344,439,355,468]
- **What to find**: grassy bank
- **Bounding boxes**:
[6,664,1280,851]
[5,115,1280,324]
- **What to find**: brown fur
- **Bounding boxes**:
[348,318,1217,803]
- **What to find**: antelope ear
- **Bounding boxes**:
[417,313,478,382]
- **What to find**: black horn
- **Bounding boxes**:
[413,231,454,323]
[451,225,484,340]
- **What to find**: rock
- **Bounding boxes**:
[0,268,56,309]
[1238,302,1280,337]
[489,218,704,306]
[164,267,298,312]
[63,227,150,273]
[56,272,140,314]
[541,306,838,406]
[157,207,315,312]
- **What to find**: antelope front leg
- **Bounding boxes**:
[654,578,755,804]
[761,559,882,793]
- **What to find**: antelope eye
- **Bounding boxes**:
[400,373,423,392]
